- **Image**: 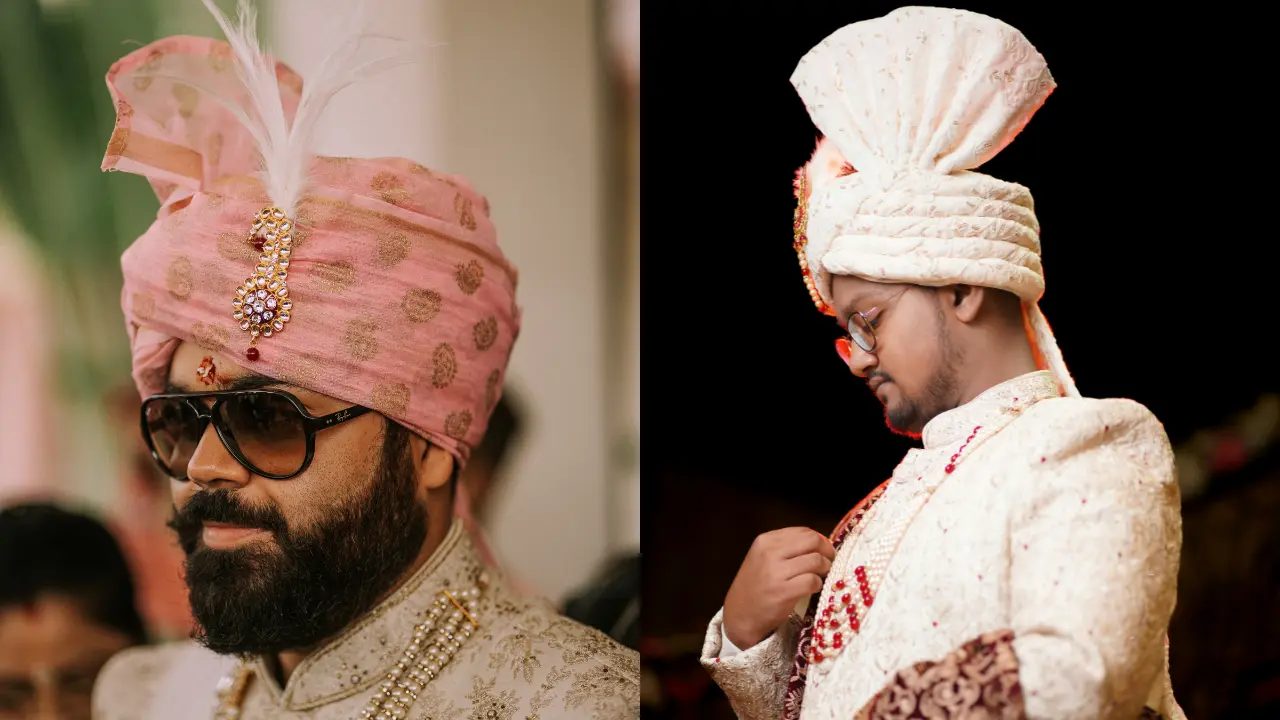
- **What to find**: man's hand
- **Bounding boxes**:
[722,527,835,651]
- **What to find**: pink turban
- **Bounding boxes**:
[104,36,520,505]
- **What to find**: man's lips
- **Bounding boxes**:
[867,378,888,393]
[201,521,271,549]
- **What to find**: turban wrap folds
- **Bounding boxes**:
[105,36,519,564]
[791,6,1079,397]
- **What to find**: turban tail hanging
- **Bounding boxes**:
[105,24,519,566]
[790,6,1078,398]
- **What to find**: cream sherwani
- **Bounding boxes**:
[701,372,1184,719]
[93,520,639,719]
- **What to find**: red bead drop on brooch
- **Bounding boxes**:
[245,347,260,361]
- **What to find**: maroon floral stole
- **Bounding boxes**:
[781,480,891,720]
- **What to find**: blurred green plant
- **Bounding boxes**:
[0,0,234,400]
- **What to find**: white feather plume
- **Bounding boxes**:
[198,0,418,217]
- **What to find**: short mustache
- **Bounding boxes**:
[168,489,288,551]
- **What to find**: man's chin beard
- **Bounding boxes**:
[884,402,925,438]
[176,425,427,656]
[882,375,960,437]
[184,504,425,656]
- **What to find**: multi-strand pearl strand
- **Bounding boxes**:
[809,426,985,666]
[212,577,486,720]
[357,583,484,719]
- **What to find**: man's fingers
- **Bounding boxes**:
[785,573,824,598]
[783,552,832,580]
[773,528,836,561]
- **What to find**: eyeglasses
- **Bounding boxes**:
[141,389,372,481]
[843,287,910,353]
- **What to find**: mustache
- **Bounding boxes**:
[868,370,893,384]
[168,489,288,552]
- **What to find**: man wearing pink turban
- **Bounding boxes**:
[698,7,1184,720]
[89,2,638,718]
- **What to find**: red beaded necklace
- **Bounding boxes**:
[809,423,984,665]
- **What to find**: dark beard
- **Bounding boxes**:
[884,305,962,436]
[167,421,425,655]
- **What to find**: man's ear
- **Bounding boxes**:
[947,284,985,324]
[408,433,454,491]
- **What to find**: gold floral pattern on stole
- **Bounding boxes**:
[484,370,501,411]
[190,322,231,352]
[217,231,258,263]
[343,317,380,361]
[375,232,410,268]
[455,194,477,231]
[402,288,443,323]
[172,83,200,118]
[167,257,194,300]
[444,411,472,440]
[372,172,410,206]
[132,292,156,321]
[311,260,357,293]
[371,382,411,416]
[473,317,498,351]
[432,344,458,388]
[455,261,484,295]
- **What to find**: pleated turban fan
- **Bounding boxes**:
[105,1,520,476]
[791,6,1079,397]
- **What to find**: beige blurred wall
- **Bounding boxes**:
[271,0,635,602]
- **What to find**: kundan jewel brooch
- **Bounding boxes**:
[231,206,294,360]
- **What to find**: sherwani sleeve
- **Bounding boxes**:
[855,399,1182,719]
[700,607,801,720]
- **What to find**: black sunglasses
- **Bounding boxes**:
[140,389,372,481]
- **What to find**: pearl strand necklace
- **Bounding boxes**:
[213,576,487,720]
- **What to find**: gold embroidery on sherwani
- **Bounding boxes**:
[414,684,466,718]
[489,630,545,683]
[466,676,519,720]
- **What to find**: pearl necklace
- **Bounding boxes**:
[213,577,486,720]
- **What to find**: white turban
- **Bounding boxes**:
[791,6,1079,397]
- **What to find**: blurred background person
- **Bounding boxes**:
[0,0,638,650]
[0,503,147,720]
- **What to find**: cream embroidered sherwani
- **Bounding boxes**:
[93,520,640,719]
[701,372,1185,719]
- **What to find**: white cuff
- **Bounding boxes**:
[719,627,743,659]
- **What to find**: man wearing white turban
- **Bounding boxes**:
[699,7,1185,720]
